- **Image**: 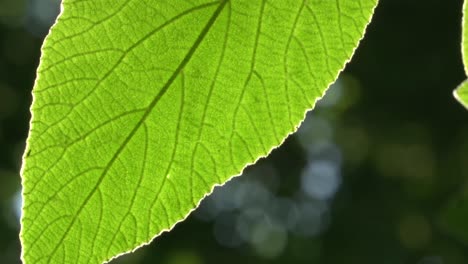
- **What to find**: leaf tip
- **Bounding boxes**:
[454,79,468,109]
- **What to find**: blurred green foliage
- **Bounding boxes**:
[1,0,468,263]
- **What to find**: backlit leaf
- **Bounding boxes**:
[455,0,468,108]
[21,0,377,263]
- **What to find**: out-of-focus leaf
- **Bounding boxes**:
[455,0,468,109]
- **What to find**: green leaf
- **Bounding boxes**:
[21,0,377,263]
[443,0,468,247]
[455,80,468,109]
[455,0,468,109]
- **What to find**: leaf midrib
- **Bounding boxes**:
[44,0,229,262]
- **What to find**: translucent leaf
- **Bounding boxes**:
[455,0,468,108]
[455,80,468,109]
[21,0,377,263]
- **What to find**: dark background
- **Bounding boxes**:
[1,0,468,263]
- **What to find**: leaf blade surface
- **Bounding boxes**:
[456,0,468,108]
[21,0,378,263]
